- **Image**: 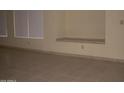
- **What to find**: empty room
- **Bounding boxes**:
[0,10,124,82]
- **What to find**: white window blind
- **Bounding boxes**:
[14,10,43,39]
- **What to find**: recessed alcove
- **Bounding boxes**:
[56,10,105,44]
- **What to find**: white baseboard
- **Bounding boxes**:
[0,44,124,63]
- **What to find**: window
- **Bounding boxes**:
[0,11,7,37]
[14,11,28,38]
[14,10,43,39]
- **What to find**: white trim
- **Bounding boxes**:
[1,45,124,63]
[28,37,44,39]
[41,10,44,38]
[0,35,8,37]
[27,11,30,38]
[14,36,44,39]
[13,11,16,38]
[14,36,29,39]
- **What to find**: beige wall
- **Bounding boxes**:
[0,10,124,60]
[64,10,105,39]
[55,11,66,38]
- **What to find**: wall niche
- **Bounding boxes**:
[56,10,105,44]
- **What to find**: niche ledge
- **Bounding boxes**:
[56,37,105,44]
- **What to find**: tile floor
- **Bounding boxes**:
[0,47,124,82]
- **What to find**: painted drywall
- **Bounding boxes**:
[56,11,66,38]
[64,10,105,39]
[0,10,124,60]
[0,11,8,36]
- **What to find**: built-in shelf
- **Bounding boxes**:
[56,37,105,44]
